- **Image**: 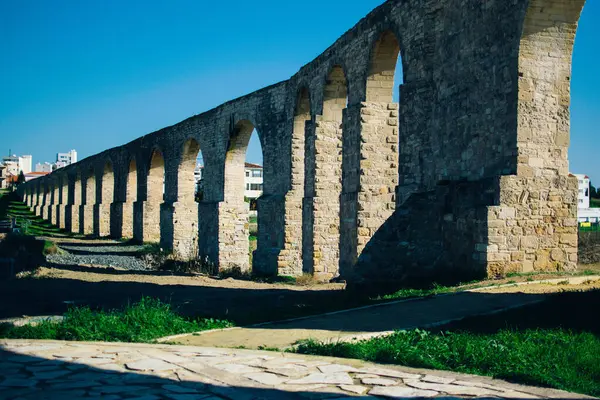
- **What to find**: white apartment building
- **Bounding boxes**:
[571,173,600,223]
[195,162,263,200]
[573,173,590,209]
[244,163,264,199]
[0,164,7,189]
[1,154,32,176]
[35,162,54,173]
[55,149,77,169]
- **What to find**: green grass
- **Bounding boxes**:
[295,329,599,397]
[376,284,454,300]
[0,193,67,237]
[0,297,233,343]
[295,290,600,397]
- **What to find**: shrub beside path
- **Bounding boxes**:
[1,339,593,399]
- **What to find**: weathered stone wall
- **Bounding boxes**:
[19,0,586,288]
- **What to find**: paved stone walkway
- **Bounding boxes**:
[171,291,547,349]
[1,340,593,399]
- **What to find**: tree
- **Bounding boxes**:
[17,171,25,185]
[590,181,600,199]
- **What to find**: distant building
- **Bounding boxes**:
[0,164,7,189]
[244,163,264,200]
[55,149,77,169]
[35,162,54,173]
[572,173,590,209]
[24,171,50,182]
[570,173,600,223]
[2,154,32,176]
[195,162,264,200]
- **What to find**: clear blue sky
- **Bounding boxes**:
[1,1,599,183]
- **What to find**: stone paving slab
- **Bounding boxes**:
[1,339,594,399]
[171,291,546,349]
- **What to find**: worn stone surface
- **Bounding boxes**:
[3,339,589,399]
[17,0,586,285]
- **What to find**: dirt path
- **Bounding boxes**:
[0,265,347,325]
[171,291,547,349]
[476,276,600,294]
[171,276,600,349]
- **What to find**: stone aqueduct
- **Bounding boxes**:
[19,0,587,287]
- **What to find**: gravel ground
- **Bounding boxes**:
[46,241,151,271]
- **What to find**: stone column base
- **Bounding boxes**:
[57,205,66,230]
[142,200,161,243]
[276,193,303,277]
[119,201,134,239]
[198,201,249,273]
[484,175,579,276]
[133,201,144,243]
[82,204,94,235]
[95,203,111,237]
[168,201,200,260]
[40,205,51,221]
[253,194,285,276]
[67,205,81,234]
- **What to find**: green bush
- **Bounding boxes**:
[0,297,232,343]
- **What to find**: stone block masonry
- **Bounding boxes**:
[17,0,587,290]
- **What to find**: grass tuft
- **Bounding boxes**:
[0,297,232,343]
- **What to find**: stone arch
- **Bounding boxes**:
[42,179,52,220]
[83,166,96,235]
[322,65,347,121]
[517,0,586,177]
[491,0,587,275]
[98,160,115,236]
[126,157,138,203]
[293,87,312,192]
[339,30,402,278]
[302,65,347,279]
[50,177,60,225]
[366,30,401,103]
[57,174,68,229]
[171,138,203,259]
[71,170,83,233]
[224,120,255,203]
[279,87,313,276]
[219,119,260,271]
[121,156,137,239]
[144,148,165,243]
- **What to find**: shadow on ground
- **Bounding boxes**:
[3,262,593,336]
[0,347,345,399]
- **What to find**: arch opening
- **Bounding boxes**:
[279,87,312,276]
[303,66,347,279]
[172,138,203,259]
[509,0,588,274]
[366,30,402,104]
[127,158,138,203]
[122,157,138,239]
[83,167,96,235]
[340,31,403,278]
[71,172,82,233]
[222,120,264,271]
[99,161,114,237]
[144,149,165,243]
